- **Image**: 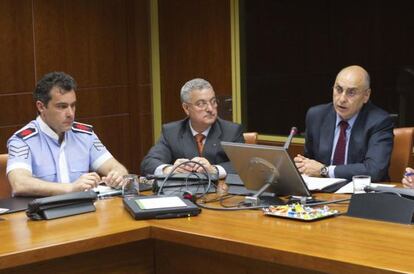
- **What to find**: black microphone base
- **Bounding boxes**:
[347,192,414,224]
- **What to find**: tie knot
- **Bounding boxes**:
[195,133,205,143]
[339,120,349,130]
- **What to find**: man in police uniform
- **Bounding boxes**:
[7,72,128,196]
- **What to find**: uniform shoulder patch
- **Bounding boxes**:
[16,127,38,140]
[72,122,93,134]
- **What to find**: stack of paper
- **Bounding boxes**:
[302,175,347,192]
[335,182,395,194]
[302,175,395,193]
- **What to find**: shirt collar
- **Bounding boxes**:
[189,121,211,137]
[36,116,60,141]
[335,112,359,129]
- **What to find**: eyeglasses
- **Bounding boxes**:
[186,98,219,110]
[333,85,367,98]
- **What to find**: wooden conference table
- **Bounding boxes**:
[0,192,414,274]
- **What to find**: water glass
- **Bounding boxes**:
[352,175,371,193]
[122,174,140,197]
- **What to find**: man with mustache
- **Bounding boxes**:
[141,78,244,178]
[294,65,394,182]
[6,72,128,196]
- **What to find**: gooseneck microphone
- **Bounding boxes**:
[283,127,298,150]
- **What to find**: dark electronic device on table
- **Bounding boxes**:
[123,195,201,220]
[221,128,314,206]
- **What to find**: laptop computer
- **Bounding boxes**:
[221,142,311,204]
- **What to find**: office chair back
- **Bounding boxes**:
[0,154,11,198]
[389,127,414,182]
[243,132,258,145]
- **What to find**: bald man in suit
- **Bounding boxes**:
[294,65,394,182]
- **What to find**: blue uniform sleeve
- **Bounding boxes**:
[89,133,113,171]
[7,137,32,174]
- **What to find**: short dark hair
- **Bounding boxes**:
[34,72,77,105]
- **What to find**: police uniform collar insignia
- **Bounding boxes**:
[72,122,93,134]
[16,127,38,140]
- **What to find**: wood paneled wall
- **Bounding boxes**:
[158,0,232,123]
[0,0,152,174]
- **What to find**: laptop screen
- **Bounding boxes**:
[221,142,311,197]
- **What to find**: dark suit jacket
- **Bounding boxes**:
[140,118,244,175]
[304,101,394,182]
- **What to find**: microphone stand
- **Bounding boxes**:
[283,127,297,150]
[245,169,278,206]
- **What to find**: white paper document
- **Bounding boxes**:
[335,182,395,194]
[93,185,113,193]
[93,185,122,197]
[302,175,347,191]
[302,175,396,193]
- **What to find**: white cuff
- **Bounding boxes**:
[6,162,32,174]
[328,165,336,178]
[155,164,171,175]
[92,152,113,171]
[214,165,227,179]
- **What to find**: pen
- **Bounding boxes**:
[404,172,414,177]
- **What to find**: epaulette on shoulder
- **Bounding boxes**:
[72,122,93,135]
[16,127,38,140]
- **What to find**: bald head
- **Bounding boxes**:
[336,65,370,91]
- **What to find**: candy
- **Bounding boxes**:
[263,203,338,221]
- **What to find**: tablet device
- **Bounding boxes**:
[123,195,201,220]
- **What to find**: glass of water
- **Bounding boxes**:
[352,175,371,193]
[122,174,140,197]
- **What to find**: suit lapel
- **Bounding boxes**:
[179,120,199,159]
[347,103,369,163]
[203,121,221,161]
[319,108,336,164]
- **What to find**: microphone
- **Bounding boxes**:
[283,127,298,150]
